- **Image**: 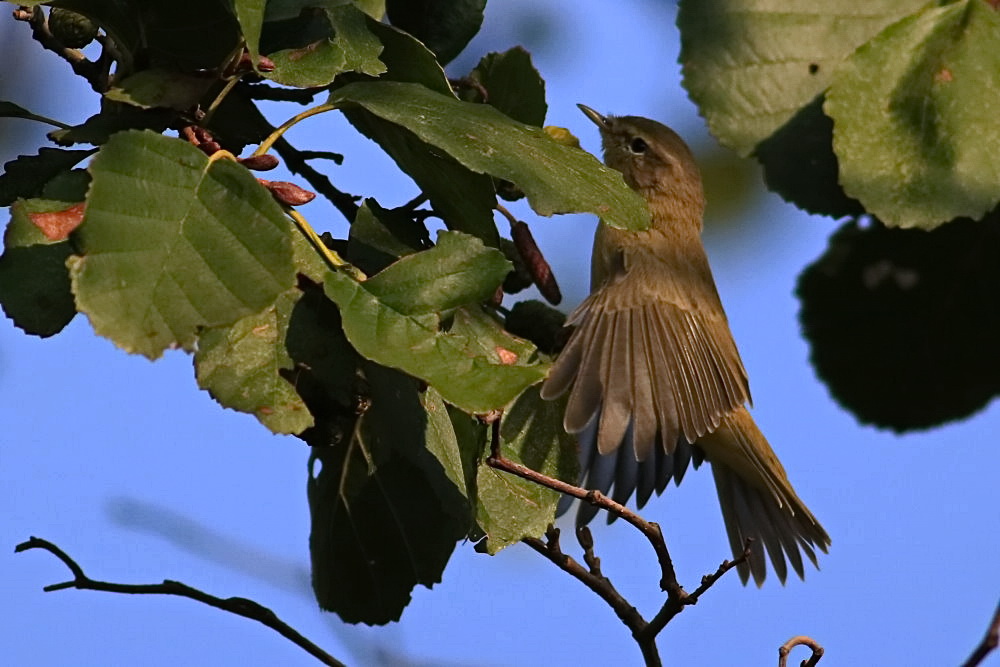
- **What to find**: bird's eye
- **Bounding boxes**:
[629,137,648,154]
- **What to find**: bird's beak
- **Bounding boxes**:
[577,104,612,131]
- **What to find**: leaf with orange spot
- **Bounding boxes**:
[29,202,86,241]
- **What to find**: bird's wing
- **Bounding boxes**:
[541,240,750,461]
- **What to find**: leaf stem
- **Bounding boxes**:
[286,209,366,281]
[254,103,337,157]
[202,75,243,125]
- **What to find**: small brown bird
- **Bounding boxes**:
[540,105,830,585]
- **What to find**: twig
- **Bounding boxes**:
[522,529,661,666]
[522,528,647,635]
[15,537,346,667]
[13,7,107,93]
[487,412,753,666]
[297,150,345,165]
[778,635,824,667]
[641,538,753,639]
[242,83,325,105]
[962,601,1000,667]
[485,418,681,595]
[401,193,429,211]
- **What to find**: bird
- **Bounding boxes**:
[539,104,830,585]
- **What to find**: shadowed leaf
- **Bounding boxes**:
[798,215,1000,431]
[0,148,93,206]
[385,0,484,65]
[308,366,468,624]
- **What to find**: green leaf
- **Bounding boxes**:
[797,215,1000,431]
[0,100,70,129]
[330,81,650,231]
[385,0,484,65]
[265,3,386,87]
[48,108,173,147]
[826,0,1000,229]
[308,364,467,624]
[0,148,93,207]
[329,3,386,76]
[352,0,385,19]
[343,107,500,245]
[368,18,451,94]
[474,386,578,554]
[4,169,89,247]
[467,47,547,127]
[104,69,214,111]
[323,249,547,414]
[233,0,266,60]
[195,288,314,434]
[363,230,510,314]
[70,130,295,359]
[0,173,89,338]
[678,0,930,156]
[344,22,497,244]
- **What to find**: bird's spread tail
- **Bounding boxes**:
[699,408,830,586]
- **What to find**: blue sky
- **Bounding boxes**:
[3,1,999,665]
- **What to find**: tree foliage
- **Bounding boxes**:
[679,0,1000,431]
[4,0,1000,661]
[1,0,643,625]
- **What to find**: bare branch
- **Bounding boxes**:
[15,537,346,667]
[523,528,645,632]
[485,418,682,596]
[778,635,824,667]
[642,538,753,639]
[962,601,1000,667]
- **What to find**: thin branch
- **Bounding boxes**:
[963,601,1000,667]
[15,537,346,667]
[296,150,345,165]
[641,538,753,639]
[242,83,325,105]
[778,635,824,667]
[13,7,107,93]
[485,418,682,595]
[522,527,647,636]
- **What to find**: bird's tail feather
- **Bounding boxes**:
[702,408,830,586]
